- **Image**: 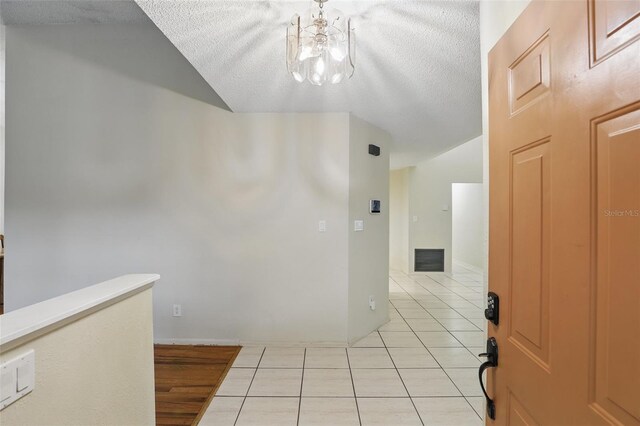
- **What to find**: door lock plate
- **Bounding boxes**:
[485,292,500,325]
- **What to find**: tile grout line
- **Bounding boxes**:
[345,347,363,426]
[390,276,470,348]
[426,273,486,311]
[413,274,488,364]
[463,395,485,421]
[388,300,468,400]
[295,348,306,426]
[233,347,266,426]
[377,329,425,426]
[389,275,483,421]
[391,276,484,359]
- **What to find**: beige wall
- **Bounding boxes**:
[0,289,155,425]
[5,24,389,345]
[389,168,409,273]
[348,115,391,343]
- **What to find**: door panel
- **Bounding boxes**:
[508,34,550,115]
[592,105,640,425]
[489,0,640,424]
[510,141,551,368]
[507,392,539,426]
[589,0,640,64]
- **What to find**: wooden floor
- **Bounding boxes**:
[154,344,241,426]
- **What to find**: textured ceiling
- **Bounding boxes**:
[3,0,482,167]
[136,0,482,167]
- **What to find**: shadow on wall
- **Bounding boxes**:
[6,22,231,110]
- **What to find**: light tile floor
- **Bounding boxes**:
[201,266,486,425]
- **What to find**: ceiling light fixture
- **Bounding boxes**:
[286,0,355,86]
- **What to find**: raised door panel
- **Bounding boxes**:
[507,391,539,426]
[509,34,550,115]
[591,105,640,425]
[590,0,640,65]
[509,140,551,369]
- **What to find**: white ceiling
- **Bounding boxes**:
[2,0,482,167]
[136,0,482,167]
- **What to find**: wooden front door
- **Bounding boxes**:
[488,0,640,424]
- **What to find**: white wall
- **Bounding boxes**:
[452,183,483,270]
[348,115,391,343]
[0,288,155,426]
[480,0,532,283]
[408,136,483,272]
[389,168,409,273]
[5,24,388,345]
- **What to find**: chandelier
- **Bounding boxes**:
[286,0,355,86]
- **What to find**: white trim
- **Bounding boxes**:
[154,338,241,346]
[452,259,484,274]
[0,274,159,353]
[153,338,349,348]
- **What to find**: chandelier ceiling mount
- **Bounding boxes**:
[286,0,356,86]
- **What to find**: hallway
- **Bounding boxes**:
[202,266,485,425]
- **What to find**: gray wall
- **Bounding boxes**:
[1,23,5,233]
[389,168,409,273]
[348,115,391,343]
[5,23,389,344]
[405,136,483,272]
[480,0,532,284]
[452,183,484,269]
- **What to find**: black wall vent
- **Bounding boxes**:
[414,249,445,272]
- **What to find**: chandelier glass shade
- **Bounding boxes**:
[286,0,355,86]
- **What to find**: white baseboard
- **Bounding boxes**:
[154,338,240,346]
[452,259,484,274]
[239,340,348,348]
[153,338,349,348]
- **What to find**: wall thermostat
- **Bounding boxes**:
[370,200,381,214]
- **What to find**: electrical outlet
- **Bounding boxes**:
[172,304,182,317]
[369,295,376,311]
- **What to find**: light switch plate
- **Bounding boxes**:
[0,366,16,404]
[318,220,326,232]
[0,350,35,411]
[354,220,364,231]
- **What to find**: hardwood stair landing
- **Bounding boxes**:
[154,344,241,425]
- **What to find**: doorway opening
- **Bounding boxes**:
[451,183,483,274]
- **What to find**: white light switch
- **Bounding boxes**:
[441,204,449,211]
[354,220,364,232]
[16,359,33,392]
[0,366,16,403]
[412,216,418,222]
[318,220,326,232]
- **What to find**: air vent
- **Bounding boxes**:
[414,249,445,272]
